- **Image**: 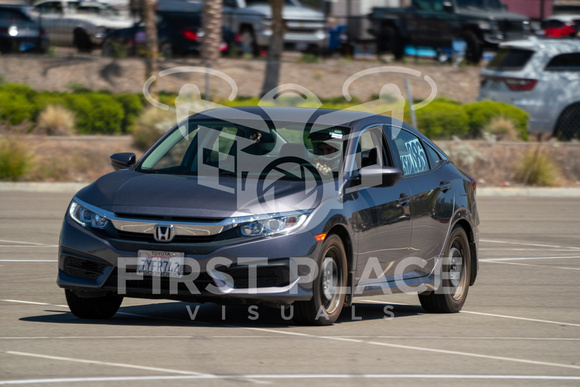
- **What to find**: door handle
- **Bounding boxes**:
[439,180,452,193]
[397,193,411,207]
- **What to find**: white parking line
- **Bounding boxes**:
[1,335,579,342]
[482,260,580,271]
[0,240,57,247]
[480,239,580,251]
[5,298,580,372]
[0,350,266,384]
[243,327,580,371]
[481,256,580,261]
[359,299,580,327]
[0,260,58,263]
[0,374,579,384]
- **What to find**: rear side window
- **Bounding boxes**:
[392,130,429,176]
[487,48,535,71]
[545,53,580,72]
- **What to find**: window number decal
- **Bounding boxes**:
[401,139,428,175]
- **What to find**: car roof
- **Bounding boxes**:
[191,106,421,136]
[500,37,580,54]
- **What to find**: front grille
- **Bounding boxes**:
[117,230,218,243]
[63,256,110,280]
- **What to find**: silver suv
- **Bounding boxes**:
[478,38,580,140]
[31,0,133,52]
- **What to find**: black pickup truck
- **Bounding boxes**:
[368,0,532,63]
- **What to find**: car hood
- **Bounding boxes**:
[76,169,330,219]
[247,4,324,20]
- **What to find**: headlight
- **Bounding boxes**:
[69,200,108,229]
[239,213,309,237]
[478,21,494,30]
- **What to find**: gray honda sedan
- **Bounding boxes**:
[58,107,479,325]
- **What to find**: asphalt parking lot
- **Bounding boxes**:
[1,191,579,386]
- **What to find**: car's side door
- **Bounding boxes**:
[34,1,65,45]
[388,128,453,278]
[351,125,413,287]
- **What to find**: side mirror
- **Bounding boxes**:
[442,1,454,13]
[110,152,136,171]
[358,166,402,188]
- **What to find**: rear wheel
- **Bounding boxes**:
[376,26,404,60]
[65,289,123,319]
[463,31,483,64]
[241,27,259,57]
[554,103,580,141]
[419,226,471,313]
[294,235,347,325]
[74,29,92,53]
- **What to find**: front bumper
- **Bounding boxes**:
[58,215,322,304]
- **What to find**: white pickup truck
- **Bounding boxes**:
[31,0,133,52]
[159,0,327,56]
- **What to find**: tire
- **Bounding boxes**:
[554,103,580,141]
[463,30,483,64]
[65,289,123,319]
[419,226,471,313]
[74,29,93,53]
[101,39,115,58]
[160,42,173,59]
[241,28,259,57]
[376,26,404,60]
[294,234,347,326]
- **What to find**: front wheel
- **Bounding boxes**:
[419,226,471,313]
[65,289,123,319]
[294,234,347,325]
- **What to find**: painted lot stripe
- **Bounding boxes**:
[244,327,580,371]
[1,336,579,342]
[0,260,58,262]
[481,256,580,262]
[0,240,56,247]
[480,239,580,251]
[0,374,580,384]
[5,298,580,372]
[0,351,265,384]
[482,260,580,271]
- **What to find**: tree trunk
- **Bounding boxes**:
[261,0,284,98]
[202,0,223,65]
[142,0,158,93]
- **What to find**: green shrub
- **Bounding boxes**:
[0,137,31,180]
[515,149,560,186]
[464,100,529,140]
[0,83,38,101]
[0,92,36,125]
[113,94,144,133]
[65,93,125,134]
[133,107,175,150]
[415,101,470,139]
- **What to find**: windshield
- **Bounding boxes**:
[137,119,349,181]
[455,0,503,11]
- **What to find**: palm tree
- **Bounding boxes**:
[261,0,284,97]
[202,0,223,65]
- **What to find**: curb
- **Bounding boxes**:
[1,183,580,197]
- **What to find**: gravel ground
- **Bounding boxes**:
[0,51,481,103]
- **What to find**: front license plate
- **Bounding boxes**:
[137,250,185,278]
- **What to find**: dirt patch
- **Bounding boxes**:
[0,53,481,103]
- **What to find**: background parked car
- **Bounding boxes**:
[102,10,241,58]
[478,38,580,140]
[542,14,580,38]
[0,3,49,54]
[31,0,133,52]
